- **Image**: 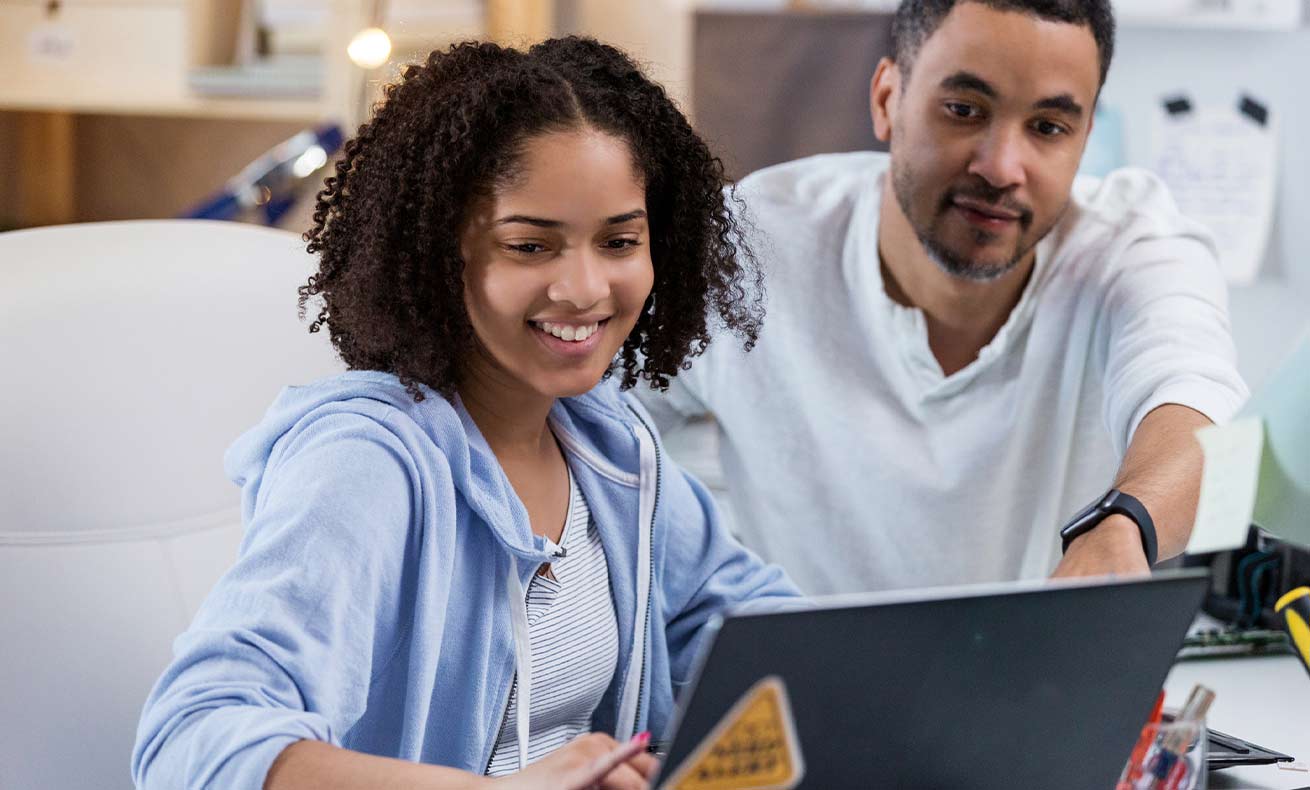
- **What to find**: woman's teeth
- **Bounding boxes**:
[535,321,601,342]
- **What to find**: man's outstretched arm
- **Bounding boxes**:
[1052,403,1211,578]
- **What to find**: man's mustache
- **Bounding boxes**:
[942,181,1033,224]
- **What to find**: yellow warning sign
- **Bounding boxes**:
[661,675,804,790]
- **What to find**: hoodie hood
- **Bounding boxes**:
[225,370,638,562]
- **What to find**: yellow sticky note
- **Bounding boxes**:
[661,676,804,790]
[1189,416,1265,554]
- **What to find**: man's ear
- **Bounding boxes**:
[870,57,899,144]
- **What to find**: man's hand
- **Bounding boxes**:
[493,732,657,790]
[1050,514,1151,579]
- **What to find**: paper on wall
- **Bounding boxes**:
[1150,100,1278,285]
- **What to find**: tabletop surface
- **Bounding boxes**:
[1164,654,1310,789]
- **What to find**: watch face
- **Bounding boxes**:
[1061,488,1153,563]
[1074,495,1107,523]
[1102,489,1127,511]
[1062,493,1111,540]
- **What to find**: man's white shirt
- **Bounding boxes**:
[642,152,1248,596]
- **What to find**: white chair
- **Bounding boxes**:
[0,220,343,790]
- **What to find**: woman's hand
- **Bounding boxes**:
[492,732,658,790]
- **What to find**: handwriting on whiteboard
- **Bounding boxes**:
[28,24,76,64]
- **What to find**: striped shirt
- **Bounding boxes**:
[485,465,620,775]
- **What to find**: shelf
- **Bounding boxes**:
[0,94,330,122]
[0,0,561,228]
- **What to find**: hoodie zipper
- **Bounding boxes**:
[482,669,515,775]
[627,405,662,734]
[485,410,659,772]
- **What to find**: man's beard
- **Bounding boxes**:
[891,160,1047,283]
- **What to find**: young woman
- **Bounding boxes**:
[131,37,798,790]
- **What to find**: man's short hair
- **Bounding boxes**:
[891,0,1116,87]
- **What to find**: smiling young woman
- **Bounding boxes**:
[130,36,799,790]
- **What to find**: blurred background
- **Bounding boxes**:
[2,0,1308,387]
[3,6,1308,787]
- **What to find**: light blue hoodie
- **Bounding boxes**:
[131,371,798,788]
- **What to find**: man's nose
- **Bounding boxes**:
[968,124,1028,191]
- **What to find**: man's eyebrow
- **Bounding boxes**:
[939,71,996,98]
[1033,94,1085,118]
[940,71,1086,119]
[496,215,561,228]
[606,210,647,225]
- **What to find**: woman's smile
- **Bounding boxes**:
[528,317,611,358]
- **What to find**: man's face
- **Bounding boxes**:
[874,3,1101,280]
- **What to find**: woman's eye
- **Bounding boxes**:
[602,238,640,250]
[506,242,547,254]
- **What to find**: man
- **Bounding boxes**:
[641,0,1248,595]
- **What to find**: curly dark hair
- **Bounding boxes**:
[300,36,763,401]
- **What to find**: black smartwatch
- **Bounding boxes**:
[1059,489,1158,566]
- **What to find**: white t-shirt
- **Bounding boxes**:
[642,152,1248,596]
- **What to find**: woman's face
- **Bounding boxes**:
[459,128,654,401]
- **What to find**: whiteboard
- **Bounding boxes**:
[1112,0,1302,31]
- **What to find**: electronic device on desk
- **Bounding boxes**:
[652,571,1209,790]
[1186,525,1310,636]
[1169,526,1307,774]
[1192,720,1295,771]
[1177,625,1291,661]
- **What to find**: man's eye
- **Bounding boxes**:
[1033,120,1067,137]
[945,102,978,119]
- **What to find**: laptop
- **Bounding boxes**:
[653,570,1210,790]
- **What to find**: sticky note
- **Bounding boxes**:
[661,675,804,790]
[1189,417,1266,554]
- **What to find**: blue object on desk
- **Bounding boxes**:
[184,124,344,225]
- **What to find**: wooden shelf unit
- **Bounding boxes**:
[0,0,556,229]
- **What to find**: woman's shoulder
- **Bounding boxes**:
[226,371,467,486]
[286,371,461,435]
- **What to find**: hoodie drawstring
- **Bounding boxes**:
[502,421,654,770]
[506,561,533,772]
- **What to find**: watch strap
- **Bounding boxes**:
[1060,489,1158,566]
[1108,490,1158,567]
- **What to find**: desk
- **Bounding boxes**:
[1164,655,1310,789]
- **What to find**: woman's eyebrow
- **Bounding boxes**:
[606,209,647,225]
[495,210,647,228]
[496,215,561,228]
